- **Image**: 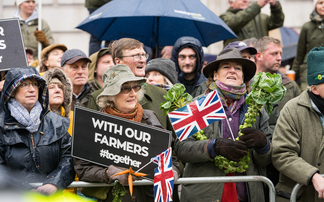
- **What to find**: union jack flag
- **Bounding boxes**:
[152,148,174,202]
[168,90,226,141]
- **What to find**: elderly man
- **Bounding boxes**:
[220,0,284,46]
[272,47,324,201]
[61,49,94,111]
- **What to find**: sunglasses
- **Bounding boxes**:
[120,84,142,94]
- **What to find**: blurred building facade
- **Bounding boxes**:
[0,0,316,57]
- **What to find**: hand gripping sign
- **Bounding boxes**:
[72,106,172,180]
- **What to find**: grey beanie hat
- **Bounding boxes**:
[97,64,146,101]
[145,58,177,84]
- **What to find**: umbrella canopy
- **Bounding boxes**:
[76,0,237,49]
[269,26,299,62]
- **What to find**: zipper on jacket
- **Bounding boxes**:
[30,133,36,150]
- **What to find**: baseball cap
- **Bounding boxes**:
[61,49,91,67]
[224,41,257,55]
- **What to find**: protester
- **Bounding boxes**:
[85,0,112,55]
[220,0,284,46]
[74,64,180,201]
[174,48,271,202]
[0,66,74,195]
[87,38,170,129]
[39,44,67,75]
[171,36,207,95]
[272,47,324,201]
[14,0,54,60]
[25,48,34,64]
[145,58,177,90]
[292,0,324,91]
[43,67,73,131]
[88,47,114,91]
[61,49,94,111]
[191,41,257,98]
[254,37,300,112]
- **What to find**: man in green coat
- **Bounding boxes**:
[220,0,284,46]
[272,47,324,201]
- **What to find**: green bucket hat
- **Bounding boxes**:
[307,47,324,86]
[97,64,147,101]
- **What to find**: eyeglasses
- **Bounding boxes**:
[121,84,142,94]
[19,81,40,89]
[121,53,149,61]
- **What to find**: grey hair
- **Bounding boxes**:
[97,88,145,109]
[164,77,173,87]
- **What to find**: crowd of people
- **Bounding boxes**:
[1,0,324,201]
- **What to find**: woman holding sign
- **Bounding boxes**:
[74,64,180,202]
[174,48,272,202]
[0,66,74,195]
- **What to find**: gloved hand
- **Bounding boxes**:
[34,29,49,46]
[106,165,141,186]
[239,128,267,150]
[106,165,129,186]
[214,138,247,162]
[173,169,179,183]
[29,59,39,68]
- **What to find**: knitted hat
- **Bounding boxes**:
[145,58,177,84]
[16,0,35,6]
[307,47,324,86]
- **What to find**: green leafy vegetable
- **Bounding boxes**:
[160,83,192,115]
[112,181,127,202]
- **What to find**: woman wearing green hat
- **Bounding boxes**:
[175,48,272,202]
[74,64,180,201]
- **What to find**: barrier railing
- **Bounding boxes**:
[290,174,324,202]
[30,176,275,202]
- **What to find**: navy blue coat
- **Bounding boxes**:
[171,36,207,94]
[0,67,74,189]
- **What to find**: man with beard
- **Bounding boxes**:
[171,36,207,95]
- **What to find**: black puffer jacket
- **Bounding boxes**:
[171,36,207,94]
[0,66,74,189]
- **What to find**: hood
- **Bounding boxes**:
[42,67,72,117]
[171,36,204,82]
[13,8,38,23]
[88,48,110,86]
[0,66,49,119]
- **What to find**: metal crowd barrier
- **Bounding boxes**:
[30,176,275,202]
[290,174,324,202]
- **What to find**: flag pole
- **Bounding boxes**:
[135,159,153,173]
[215,90,236,141]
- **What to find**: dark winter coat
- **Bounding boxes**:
[174,97,272,202]
[220,2,284,46]
[292,9,324,91]
[0,67,74,189]
[171,37,207,94]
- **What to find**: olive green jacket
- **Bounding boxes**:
[174,101,272,202]
[87,84,170,129]
[220,2,284,46]
[292,10,324,91]
[85,0,111,9]
[272,90,324,202]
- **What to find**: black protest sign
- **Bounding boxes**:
[72,106,172,180]
[0,18,27,71]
